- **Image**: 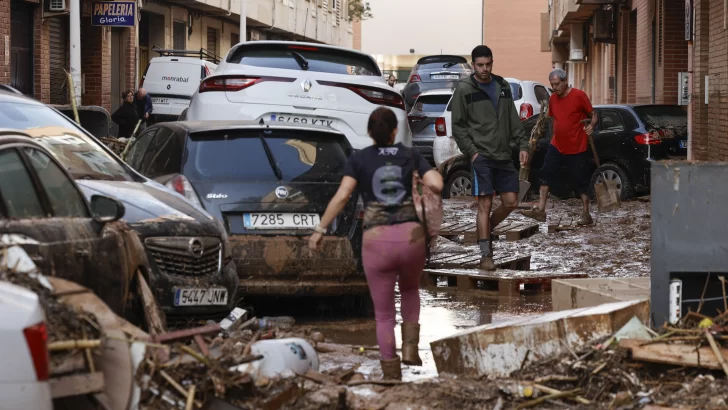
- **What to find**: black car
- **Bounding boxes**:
[123,121,368,301]
[0,131,133,316]
[439,104,686,200]
[402,55,472,111]
[0,91,239,323]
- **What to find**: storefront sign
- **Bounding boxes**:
[685,0,693,41]
[91,1,136,27]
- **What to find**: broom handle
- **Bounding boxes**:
[588,134,601,168]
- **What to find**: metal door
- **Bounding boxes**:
[10,0,34,96]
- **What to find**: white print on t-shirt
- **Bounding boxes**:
[372,165,406,205]
[378,147,399,156]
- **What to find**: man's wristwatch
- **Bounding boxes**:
[313,225,327,234]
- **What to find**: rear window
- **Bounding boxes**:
[632,106,687,137]
[509,82,523,100]
[184,129,350,183]
[227,44,381,76]
[416,62,471,71]
[414,95,451,113]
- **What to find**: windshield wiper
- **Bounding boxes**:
[258,132,283,181]
[290,51,310,71]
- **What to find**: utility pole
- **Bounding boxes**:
[240,0,246,43]
[69,0,82,106]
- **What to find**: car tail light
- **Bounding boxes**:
[519,103,533,120]
[24,322,49,381]
[435,117,447,137]
[199,76,295,93]
[317,81,405,110]
[635,133,663,145]
[409,74,421,83]
[166,174,203,208]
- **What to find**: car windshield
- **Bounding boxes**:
[632,106,688,137]
[184,129,349,183]
[0,102,133,181]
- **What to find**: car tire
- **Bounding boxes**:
[589,162,634,201]
[443,169,473,199]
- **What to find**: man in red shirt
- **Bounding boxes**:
[521,68,597,225]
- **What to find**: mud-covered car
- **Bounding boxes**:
[122,121,368,300]
[0,91,239,323]
[0,130,140,317]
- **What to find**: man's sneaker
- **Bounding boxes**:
[479,255,496,271]
[577,212,594,226]
[520,206,547,222]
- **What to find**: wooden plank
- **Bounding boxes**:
[505,223,540,241]
[50,372,105,399]
[440,222,475,235]
[137,271,166,336]
[51,353,87,376]
[619,339,728,370]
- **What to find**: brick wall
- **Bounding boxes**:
[708,0,728,160]
[81,23,111,111]
[635,0,654,104]
[33,5,50,103]
[0,0,9,85]
[628,10,637,104]
[124,27,136,91]
[657,0,688,104]
[692,0,710,160]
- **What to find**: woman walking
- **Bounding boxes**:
[309,107,443,380]
[111,90,140,139]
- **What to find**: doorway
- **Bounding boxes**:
[110,27,127,137]
[10,0,34,96]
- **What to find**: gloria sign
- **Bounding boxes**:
[92,1,136,27]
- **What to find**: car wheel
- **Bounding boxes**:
[443,170,472,199]
[589,162,634,201]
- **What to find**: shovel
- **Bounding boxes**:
[120,119,144,161]
[587,131,621,213]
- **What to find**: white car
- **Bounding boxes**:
[184,41,411,150]
[505,78,552,120]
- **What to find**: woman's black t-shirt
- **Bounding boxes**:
[343,143,433,228]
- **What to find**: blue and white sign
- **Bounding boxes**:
[91,1,136,27]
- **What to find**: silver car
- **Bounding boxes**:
[402,55,472,111]
[407,89,453,166]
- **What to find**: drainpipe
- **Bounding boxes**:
[687,40,693,160]
[240,0,246,43]
[69,0,82,106]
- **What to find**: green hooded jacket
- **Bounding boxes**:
[451,74,529,162]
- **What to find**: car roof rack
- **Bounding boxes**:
[152,46,221,64]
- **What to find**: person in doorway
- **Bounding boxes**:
[308,107,443,381]
[450,45,529,271]
[520,68,597,225]
[111,90,140,139]
[387,74,397,87]
[135,88,154,130]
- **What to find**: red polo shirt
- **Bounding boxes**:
[547,88,593,154]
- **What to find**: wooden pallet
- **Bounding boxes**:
[421,269,589,297]
[426,252,531,270]
[439,221,539,244]
[547,217,596,233]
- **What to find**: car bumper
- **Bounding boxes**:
[230,235,367,296]
[0,382,52,410]
[149,259,240,320]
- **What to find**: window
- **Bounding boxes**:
[598,110,625,132]
[142,130,183,179]
[228,43,380,76]
[173,21,186,50]
[509,82,523,100]
[125,128,158,172]
[632,106,687,137]
[184,129,349,183]
[0,102,134,181]
[413,95,451,113]
[534,85,550,104]
[0,149,45,218]
[24,148,88,218]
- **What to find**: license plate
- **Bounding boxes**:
[244,213,320,229]
[431,75,459,80]
[679,140,687,149]
[174,288,228,306]
[269,114,335,128]
[152,98,169,104]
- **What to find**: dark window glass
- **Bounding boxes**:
[125,128,158,171]
[632,105,687,137]
[0,149,45,218]
[25,148,88,218]
[413,95,451,113]
[228,44,380,76]
[598,110,625,132]
[534,85,550,103]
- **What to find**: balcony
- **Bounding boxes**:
[553,0,605,31]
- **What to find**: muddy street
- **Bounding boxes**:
[299,196,651,381]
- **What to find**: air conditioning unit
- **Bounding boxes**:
[593,6,616,43]
[569,23,585,61]
[45,0,67,12]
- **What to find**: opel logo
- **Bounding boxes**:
[275,186,289,199]
[301,79,312,92]
[188,238,204,259]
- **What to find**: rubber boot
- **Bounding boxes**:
[380,356,402,381]
[401,322,423,366]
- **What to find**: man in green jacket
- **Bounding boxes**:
[451,45,529,270]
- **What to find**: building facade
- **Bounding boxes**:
[0,0,354,117]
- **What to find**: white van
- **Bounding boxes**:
[140,48,219,123]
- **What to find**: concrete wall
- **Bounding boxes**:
[483,0,553,82]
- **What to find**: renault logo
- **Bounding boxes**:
[188,238,204,258]
[275,186,289,199]
[301,79,312,92]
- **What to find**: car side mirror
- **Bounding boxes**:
[90,195,125,223]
